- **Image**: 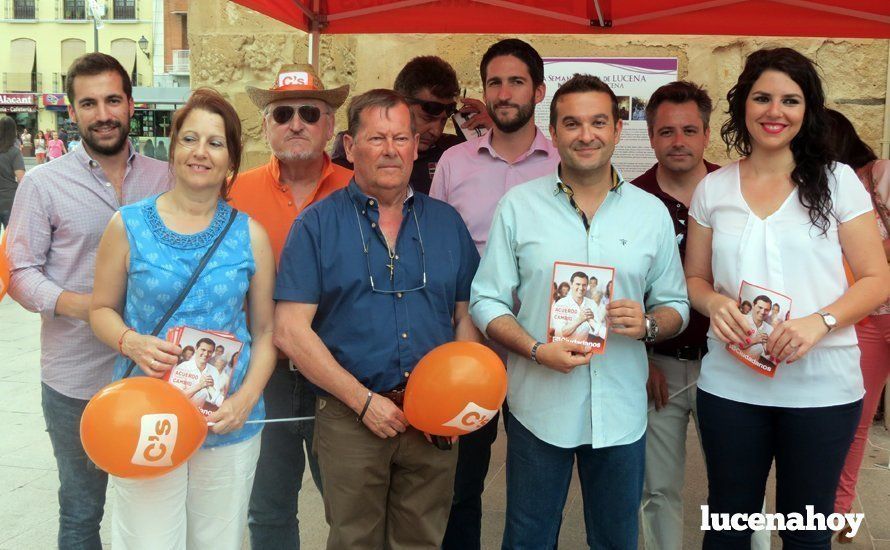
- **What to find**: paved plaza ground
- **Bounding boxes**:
[1,296,888,549]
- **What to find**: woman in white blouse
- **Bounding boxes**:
[685,47,890,549]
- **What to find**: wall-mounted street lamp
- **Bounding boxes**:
[138,35,150,59]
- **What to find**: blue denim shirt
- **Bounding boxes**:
[470,168,689,449]
[275,180,480,394]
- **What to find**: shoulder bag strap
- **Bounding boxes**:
[123,208,239,378]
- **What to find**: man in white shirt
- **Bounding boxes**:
[168,339,217,406]
[742,295,774,360]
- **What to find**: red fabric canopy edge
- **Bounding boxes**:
[230,0,890,39]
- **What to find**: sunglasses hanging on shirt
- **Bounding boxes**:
[270,104,323,125]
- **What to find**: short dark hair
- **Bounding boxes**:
[752,295,773,307]
[394,56,460,100]
[195,338,216,350]
[570,271,589,283]
[66,52,132,104]
[550,74,619,128]
[826,108,877,170]
[346,88,415,138]
[740,300,752,309]
[480,38,544,88]
[645,81,713,134]
[169,88,243,200]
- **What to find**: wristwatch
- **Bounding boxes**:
[816,310,838,333]
[641,314,659,344]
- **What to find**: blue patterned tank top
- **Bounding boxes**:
[113,194,263,447]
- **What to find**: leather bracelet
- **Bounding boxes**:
[530,341,544,364]
[118,327,134,356]
[357,391,373,423]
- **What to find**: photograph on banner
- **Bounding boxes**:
[538,58,679,180]
[725,281,792,378]
[547,261,616,354]
[164,326,243,416]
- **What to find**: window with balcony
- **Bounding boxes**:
[13,0,36,19]
[113,0,136,20]
[63,0,87,20]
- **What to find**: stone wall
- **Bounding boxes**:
[190,0,889,171]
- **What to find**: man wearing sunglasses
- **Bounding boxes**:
[332,56,492,194]
[274,89,482,549]
[230,64,352,550]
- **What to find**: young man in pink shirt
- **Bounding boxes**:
[431,38,559,550]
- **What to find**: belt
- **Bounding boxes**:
[652,344,708,362]
[277,359,298,371]
[379,384,406,408]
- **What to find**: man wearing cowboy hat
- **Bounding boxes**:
[229,63,352,550]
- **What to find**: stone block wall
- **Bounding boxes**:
[190,0,889,171]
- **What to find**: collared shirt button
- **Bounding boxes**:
[401,332,408,339]
[362,210,366,215]
[287,201,293,206]
[369,200,375,206]
[371,222,377,228]
[404,372,409,378]
[396,292,403,298]
[394,255,399,260]
[105,182,111,187]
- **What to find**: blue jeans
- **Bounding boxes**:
[248,365,322,549]
[502,412,645,550]
[41,383,108,550]
[697,389,862,550]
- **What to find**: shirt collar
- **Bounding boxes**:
[346,179,416,211]
[268,152,335,192]
[553,163,627,196]
[476,126,552,162]
[74,140,137,170]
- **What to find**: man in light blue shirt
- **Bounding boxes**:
[470,74,689,549]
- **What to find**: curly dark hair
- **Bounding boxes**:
[721,47,834,234]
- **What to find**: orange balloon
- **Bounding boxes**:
[80,377,207,479]
[403,342,507,437]
[0,232,10,301]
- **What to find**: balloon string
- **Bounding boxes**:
[207,416,316,427]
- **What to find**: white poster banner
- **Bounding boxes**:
[539,58,679,180]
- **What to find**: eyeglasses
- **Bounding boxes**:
[351,200,427,295]
[270,104,323,125]
[407,98,458,118]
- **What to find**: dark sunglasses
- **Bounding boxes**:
[407,98,458,117]
[270,104,323,125]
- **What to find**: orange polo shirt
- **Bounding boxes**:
[230,153,352,265]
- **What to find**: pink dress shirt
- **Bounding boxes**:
[430,127,558,255]
[6,144,171,399]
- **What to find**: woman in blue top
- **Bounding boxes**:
[90,88,276,549]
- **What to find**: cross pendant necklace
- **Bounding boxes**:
[386,246,396,281]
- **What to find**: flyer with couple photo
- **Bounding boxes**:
[164,326,244,417]
[546,261,616,354]
[725,281,792,378]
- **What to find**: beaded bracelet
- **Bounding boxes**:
[118,327,134,356]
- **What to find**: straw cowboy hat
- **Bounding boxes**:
[245,63,350,110]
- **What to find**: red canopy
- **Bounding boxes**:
[231,0,890,39]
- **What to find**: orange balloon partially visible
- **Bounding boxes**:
[80,377,207,479]
[404,342,507,437]
[0,232,10,301]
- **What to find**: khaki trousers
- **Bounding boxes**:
[641,354,770,550]
[314,396,458,550]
